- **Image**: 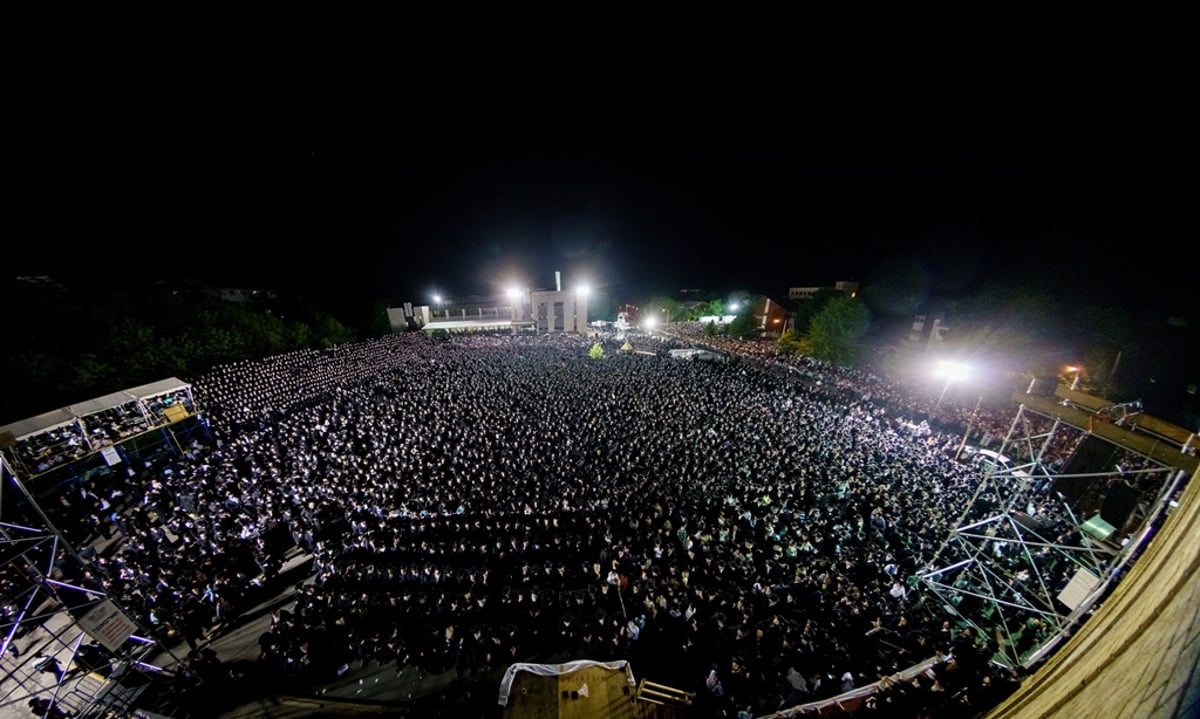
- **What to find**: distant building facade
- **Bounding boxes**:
[752,295,796,338]
[788,281,859,302]
[530,288,589,334]
[392,272,589,334]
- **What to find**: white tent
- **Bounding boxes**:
[1,377,195,460]
[1,408,79,441]
[127,377,190,401]
[423,319,515,332]
[67,390,139,419]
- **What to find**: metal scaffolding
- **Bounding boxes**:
[1,454,185,718]
[917,386,1196,670]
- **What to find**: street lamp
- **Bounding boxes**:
[934,360,969,407]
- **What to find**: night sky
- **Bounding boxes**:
[11,104,1195,316]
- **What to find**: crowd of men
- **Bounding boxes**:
[24,329,1127,717]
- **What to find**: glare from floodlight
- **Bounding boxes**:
[432,293,442,305]
[644,315,659,329]
[730,302,740,311]
[576,284,591,297]
[507,287,522,301]
[935,360,969,382]
[934,360,969,406]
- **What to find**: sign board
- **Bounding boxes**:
[101,446,122,467]
[79,599,137,652]
[1057,567,1102,611]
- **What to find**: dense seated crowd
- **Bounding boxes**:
[22,328,1149,717]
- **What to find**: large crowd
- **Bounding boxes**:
[18,328,1161,717]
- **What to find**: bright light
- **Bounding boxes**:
[729,302,740,311]
[935,360,969,382]
[644,315,659,329]
[432,293,442,305]
[506,287,522,301]
[934,360,969,406]
[576,284,591,297]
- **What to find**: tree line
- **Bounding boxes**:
[644,285,1196,428]
[2,276,1194,430]
[0,277,362,424]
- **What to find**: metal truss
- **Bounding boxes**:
[918,400,1189,670]
[1,454,182,718]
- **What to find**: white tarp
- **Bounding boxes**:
[1,409,79,441]
[68,390,139,418]
[127,377,190,401]
[2,377,191,440]
[668,348,725,362]
[497,659,634,707]
[423,319,514,331]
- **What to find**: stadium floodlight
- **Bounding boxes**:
[934,360,969,406]
[644,315,659,329]
[507,287,524,324]
[576,284,591,298]
[729,302,740,312]
[1066,365,1083,390]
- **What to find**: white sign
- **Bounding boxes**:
[79,600,137,652]
[101,446,122,467]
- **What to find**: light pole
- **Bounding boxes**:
[1066,365,1083,391]
[575,284,590,333]
[506,287,523,331]
[955,395,984,460]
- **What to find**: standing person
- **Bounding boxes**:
[27,696,70,718]
[33,654,65,683]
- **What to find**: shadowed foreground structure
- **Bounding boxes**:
[981,461,1200,719]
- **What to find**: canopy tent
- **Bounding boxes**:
[497,660,635,708]
[67,391,139,419]
[668,348,726,362]
[422,319,515,332]
[126,378,190,401]
[0,409,79,442]
[1,377,195,453]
